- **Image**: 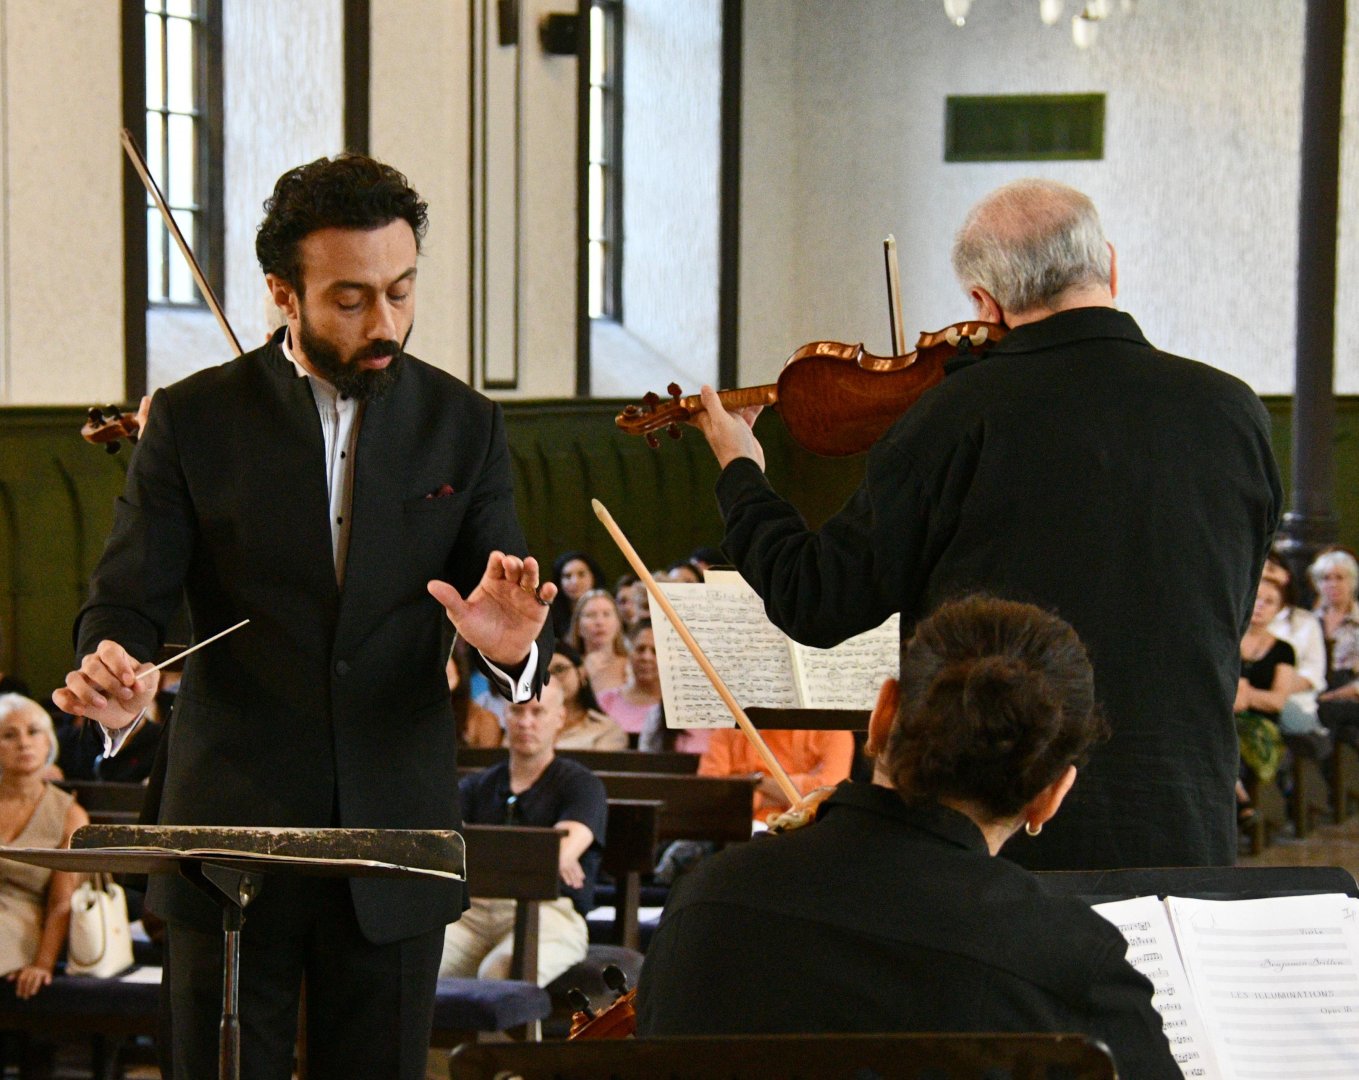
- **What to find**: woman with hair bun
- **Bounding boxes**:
[636,596,1177,1078]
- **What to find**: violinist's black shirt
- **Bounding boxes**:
[714,308,1280,870]
[635,782,1180,1079]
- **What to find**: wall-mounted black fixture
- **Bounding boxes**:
[497,0,518,46]
[539,12,579,56]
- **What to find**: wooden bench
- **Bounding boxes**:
[57,780,147,826]
[458,747,700,774]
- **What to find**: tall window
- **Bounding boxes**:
[587,0,623,320]
[144,0,223,306]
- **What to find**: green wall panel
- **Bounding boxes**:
[0,395,1351,703]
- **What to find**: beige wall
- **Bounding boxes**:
[0,1,123,404]
[740,0,1359,395]
[6,2,1359,404]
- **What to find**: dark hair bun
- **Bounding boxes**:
[884,596,1107,819]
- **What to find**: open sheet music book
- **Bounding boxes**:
[652,571,898,728]
[1093,893,1359,1079]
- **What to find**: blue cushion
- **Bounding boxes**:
[432,977,551,1032]
[0,969,160,1019]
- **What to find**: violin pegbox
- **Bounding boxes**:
[615,383,690,448]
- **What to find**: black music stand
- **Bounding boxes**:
[0,824,465,1080]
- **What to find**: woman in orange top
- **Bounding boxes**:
[698,727,855,823]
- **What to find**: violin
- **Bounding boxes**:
[82,129,243,454]
[615,320,1005,458]
[81,405,141,454]
[567,963,637,1039]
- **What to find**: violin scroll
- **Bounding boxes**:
[617,383,689,446]
[567,963,637,1040]
[81,405,141,454]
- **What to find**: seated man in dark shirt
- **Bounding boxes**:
[636,596,1179,1080]
[440,679,607,985]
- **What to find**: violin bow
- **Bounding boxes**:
[883,234,906,356]
[121,127,243,358]
[592,499,801,805]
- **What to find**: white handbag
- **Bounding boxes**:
[66,874,134,978]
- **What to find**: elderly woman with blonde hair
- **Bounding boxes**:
[1312,548,1359,742]
[0,694,88,998]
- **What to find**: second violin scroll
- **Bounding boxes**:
[615,320,1006,458]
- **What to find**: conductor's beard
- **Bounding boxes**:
[298,312,412,401]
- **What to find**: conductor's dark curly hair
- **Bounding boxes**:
[255,154,428,292]
[882,595,1109,820]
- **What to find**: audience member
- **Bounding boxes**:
[1261,552,1329,744]
[1312,549,1359,742]
[0,695,89,999]
[699,723,854,825]
[549,644,626,751]
[639,703,710,755]
[596,621,664,739]
[568,589,630,694]
[635,597,1177,1079]
[689,547,725,572]
[664,560,703,584]
[550,551,607,641]
[614,574,643,629]
[440,681,606,985]
[448,642,502,749]
[1235,579,1295,814]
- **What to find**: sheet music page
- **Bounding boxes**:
[1166,893,1359,1079]
[1093,896,1223,1079]
[652,579,800,728]
[789,614,900,710]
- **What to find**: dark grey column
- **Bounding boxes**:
[1277,0,1346,602]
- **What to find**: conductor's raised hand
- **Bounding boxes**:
[428,552,557,668]
[52,640,159,730]
[690,385,765,472]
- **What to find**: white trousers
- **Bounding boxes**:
[438,896,587,986]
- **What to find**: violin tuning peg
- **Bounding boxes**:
[602,964,630,993]
[87,407,104,424]
[621,404,640,417]
[642,391,660,407]
[566,988,595,1017]
[667,423,682,440]
[667,383,682,400]
[105,442,120,456]
[645,433,660,449]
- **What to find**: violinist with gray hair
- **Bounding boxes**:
[691,178,1280,871]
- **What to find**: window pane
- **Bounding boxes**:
[166,0,194,17]
[166,17,195,113]
[588,164,605,239]
[145,111,165,190]
[145,0,164,12]
[588,242,603,319]
[589,6,605,85]
[589,87,604,163]
[168,214,196,302]
[145,14,163,109]
[148,209,166,302]
[167,113,196,207]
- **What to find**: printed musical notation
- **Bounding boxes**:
[1094,892,1359,1080]
[1168,893,1359,1080]
[1094,896,1221,1078]
[651,575,898,728]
